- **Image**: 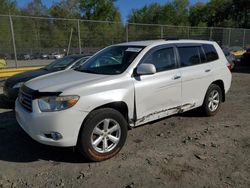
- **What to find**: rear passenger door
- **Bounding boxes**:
[177,44,215,109]
[134,45,182,125]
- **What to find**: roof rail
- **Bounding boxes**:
[165,37,213,41]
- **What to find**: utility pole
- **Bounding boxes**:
[67,28,73,56]
[9,15,18,68]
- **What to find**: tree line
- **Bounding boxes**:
[0,0,249,54]
[1,0,249,28]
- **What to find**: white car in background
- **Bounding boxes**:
[15,39,231,161]
[48,52,64,59]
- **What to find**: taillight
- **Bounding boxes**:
[227,63,232,71]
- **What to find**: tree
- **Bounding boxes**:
[79,0,121,21]
[78,0,123,48]
[128,0,189,25]
[129,3,162,24]
[189,3,207,26]
[204,0,234,27]
[24,0,47,16]
[232,0,250,28]
[0,1,19,54]
[127,0,190,40]
[0,0,17,14]
[171,0,189,25]
[50,0,81,19]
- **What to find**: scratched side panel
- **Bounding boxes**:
[134,103,196,126]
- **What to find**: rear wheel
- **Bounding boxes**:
[202,84,222,116]
[78,108,128,161]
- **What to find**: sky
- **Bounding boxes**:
[17,0,208,22]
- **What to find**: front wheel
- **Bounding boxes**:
[78,108,128,161]
[202,84,222,116]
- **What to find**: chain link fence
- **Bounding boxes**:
[0,14,250,68]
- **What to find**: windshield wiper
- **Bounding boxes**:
[75,69,97,74]
[41,67,49,71]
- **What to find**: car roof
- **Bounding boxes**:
[116,39,216,47]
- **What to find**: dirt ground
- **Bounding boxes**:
[0,65,249,188]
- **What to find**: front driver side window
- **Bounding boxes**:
[143,48,176,72]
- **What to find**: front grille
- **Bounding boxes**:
[19,88,33,112]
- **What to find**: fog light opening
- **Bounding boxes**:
[45,132,63,141]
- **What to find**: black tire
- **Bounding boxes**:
[202,84,222,116]
[78,108,128,161]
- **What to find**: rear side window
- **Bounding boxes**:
[143,47,176,72]
[178,46,204,67]
[203,44,219,62]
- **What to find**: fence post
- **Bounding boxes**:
[209,27,213,40]
[126,24,129,42]
[67,28,73,56]
[77,19,81,54]
[9,15,18,68]
[228,28,231,47]
[243,29,246,47]
[160,25,163,38]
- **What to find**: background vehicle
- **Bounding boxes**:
[32,52,42,59]
[17,53,34,60]
[223,48,235,71]
[0,53,11,60]
[241,48,250,65]
[24,54,34,60]
[3,55,90,101]
[15,40,231,161]
[41,53,49,59]
[229,46,246,62]
[48,52,64,59]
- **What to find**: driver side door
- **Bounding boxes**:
[133,45,182,125]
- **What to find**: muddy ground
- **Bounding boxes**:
[0,65,249,188]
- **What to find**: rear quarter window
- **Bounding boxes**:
[203,44,219,62]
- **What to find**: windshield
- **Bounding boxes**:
[44,56,80,71]
[76,46,145,75]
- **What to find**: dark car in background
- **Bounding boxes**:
[0,53,11,60]
[242,48,250,65]
[17,53,35,60]
[229,46,245,63]
[3,55,90,101]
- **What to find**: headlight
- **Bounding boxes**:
[12,82,24,89]
[38,95,80,112]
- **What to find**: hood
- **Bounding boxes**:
[6,68,49,87]
[25,69,110,92]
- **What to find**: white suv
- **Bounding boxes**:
[15,40,231,161]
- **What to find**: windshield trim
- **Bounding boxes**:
[76,45,146,75]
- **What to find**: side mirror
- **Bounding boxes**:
[136,63,156,75]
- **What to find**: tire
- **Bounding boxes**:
[78,108,128,161]
[202,84,222,116]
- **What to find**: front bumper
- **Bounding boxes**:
[15,99,87,147]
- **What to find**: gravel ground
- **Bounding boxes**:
[0,65,249,188]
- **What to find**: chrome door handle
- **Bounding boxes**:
[173,75,181,80]
[205,69,211,72]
